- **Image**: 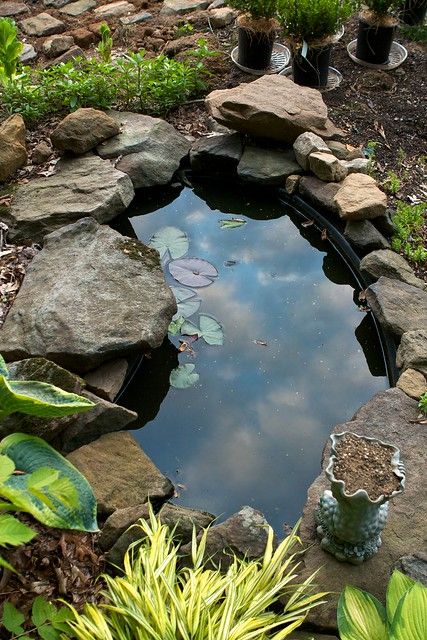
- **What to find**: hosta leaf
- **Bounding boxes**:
[386,570,415,625]
[0,376,95,418]
[219,219,246,229]
[149,226,189,260]
[169,364,199,389]
[390,583,427,640]
[0,513,36,547]
[181,315,224,346]
[169,258,218,287]
[0,453,15,482]
[0,433,98,532]
[2,601,25,635]
[337,586,387,640]
[0,354,9,378]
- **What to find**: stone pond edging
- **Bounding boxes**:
[1,74,426,636]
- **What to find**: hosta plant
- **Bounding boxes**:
[338,569,427,640]
[67,508,328,639]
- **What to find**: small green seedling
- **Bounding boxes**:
[0,17,23,84]
[97,22,113,63]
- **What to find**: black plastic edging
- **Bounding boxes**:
[279,190,398,386]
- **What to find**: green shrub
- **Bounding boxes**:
[337,569,427,639]
[419,392,427,415]
[277,0,358,43]
[391,200,427,266]
[67,509,327,639]
[363,0,402,18]
[0,17,23,84]
[226,0,278,21]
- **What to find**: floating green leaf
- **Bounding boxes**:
[168,316,185,336]
[171,286,201,320]
[219,219,247,229]
[0,375,95,418]
[181,314,224,346]
[169,258,218,287]
[169,364,199,389]
[149,226,189,260]
[0,433,98,532]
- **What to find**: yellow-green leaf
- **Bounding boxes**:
[390,582,427,640]
[337,586,387,640]
[386,570,415,624]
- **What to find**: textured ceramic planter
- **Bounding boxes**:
[316,432,405,564]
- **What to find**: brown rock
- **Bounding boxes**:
[365,277,427,336]
[59,0,97,16]
[285,174,301,194]
[42,35,75,58]
[308,151,348,182]
[396,368,427,399]
[299,388,426,629]
[67,431,174,517]
[298,176,340,214]
[20,13,65,37]
[360,249,427,290]
[84,359,128,402]
[334,173,387,220]
[326,140,364,160]
[32,141,53,165]
[209,7,237,28]
[69,27,96,47]
[94,1,135,18]
[51,108,120,154]
[396,330,427,377]
[0,114,27,183]
[206,76,343,143]
[0,2,29,17]
[293,131,330,170]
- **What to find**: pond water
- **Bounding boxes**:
[116,181,389,533]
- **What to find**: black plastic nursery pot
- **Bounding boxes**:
[292,44,332,87]
[237,25,275,70]
[400,0,427,25]
[356,18,396,64]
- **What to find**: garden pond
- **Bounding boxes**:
[115,181,390,532]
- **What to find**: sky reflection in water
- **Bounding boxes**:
[118,183,388,532]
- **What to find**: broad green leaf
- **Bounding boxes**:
[0,513,36,547]
[171,287,201,320]
[2,601,25,635]
[0,354,9,377]
[219,219,246,229]
[386,570,415,624]
[32,596,56,627]
[38,625,61,640]
[169,364,199,389]
[181,315,224,346]
[0,433,98,532]
[0,376,95,418]
[149,226,189,260]
[337,586,387,640]
[390,583,427,640]
[169,316,185,336]
[0,453,15,482]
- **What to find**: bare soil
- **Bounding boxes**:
[333,433,403,500]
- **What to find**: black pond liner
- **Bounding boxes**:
[115,182,398,404]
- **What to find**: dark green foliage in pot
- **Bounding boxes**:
[363,0,402,18]
[277,0,359,43]
[226,0,278,20]
[337,569,427,639]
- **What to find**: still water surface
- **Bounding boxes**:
[116,182,388,532]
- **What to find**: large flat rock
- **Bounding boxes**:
[366,276,427,336]
[67,431,174,517]
[0,218,176,372]
[206,76,342,143]
[299,388,426,630]
[97,111,190,189]
[0,114,27,183]
[2,155,134,243]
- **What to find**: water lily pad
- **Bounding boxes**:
[168,316,185,335]
[149,227,189,260]
[169,364,199,389]
[169,258,218,287]
[181,314,224,346]
[171,286,201,320]
[219,219,246,229]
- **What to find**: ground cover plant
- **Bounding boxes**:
[391,200,427,265]
[67,509,327,639]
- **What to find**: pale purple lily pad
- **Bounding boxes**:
[169,258,218,287]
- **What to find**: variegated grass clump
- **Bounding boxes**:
[67,509,327,639]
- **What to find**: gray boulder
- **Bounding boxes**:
[298,176,340,214]
[161,0,210,15]
[365,277,427,336]
[2,155,134,243]
[84,359,128,402]
[67,431,174,517]
[344,220,390,253]
[293,131,330,170]
[59,0,97,16]
[396,330,427,377]
[97,111,190,189]
[360,249,426,290]
[190,133,243,174]
[20,12,65,36]
[237,147,301,185]
[0,218,176,372]
[308,152,347,182]
[299,388,426,629]
[42,35,75,58]
[94,1,136,18]
[395,552,427,586]
[50,108,120,154]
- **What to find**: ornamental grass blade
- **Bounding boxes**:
[149,227,189,260]
[169,364,199,389]
[169,258,218,288]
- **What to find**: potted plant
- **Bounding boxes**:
[399,0,427,26]
[277,0,357,87]
[316,432,405,564]
[226,0,278,70]
[355,0,401,64]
